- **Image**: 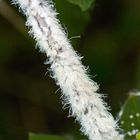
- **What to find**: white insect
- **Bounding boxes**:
[11,0,124,140]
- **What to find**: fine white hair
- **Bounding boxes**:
[11,0,124,139]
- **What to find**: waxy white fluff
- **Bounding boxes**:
[11,0,124,139]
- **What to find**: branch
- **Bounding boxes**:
[0,0,27,37]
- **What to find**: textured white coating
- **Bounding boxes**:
[11,0,124,139]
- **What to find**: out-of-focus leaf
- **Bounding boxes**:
[66,0,94,11]
[119,91,140,140]
[136,132,140,140]
[54,0,90,41]
[29,133,65,140]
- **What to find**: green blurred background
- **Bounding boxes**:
[0,0,140,139]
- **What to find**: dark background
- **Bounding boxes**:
[0,0,140,139]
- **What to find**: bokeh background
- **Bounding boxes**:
[0,0,140,139]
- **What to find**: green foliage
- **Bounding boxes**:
[136,132,140,140]
[54,0,90,44]
[1,0,140,140]
[29,133,65,140]
[66,0,95,11]
[119,92,140,140]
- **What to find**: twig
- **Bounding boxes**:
[0,0,27,37]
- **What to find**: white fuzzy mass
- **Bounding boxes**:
[11,0,124,140]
